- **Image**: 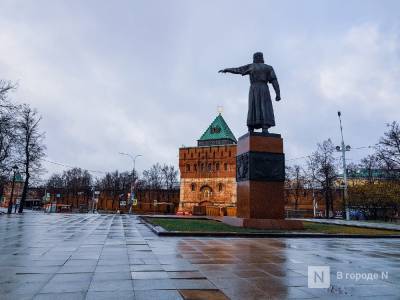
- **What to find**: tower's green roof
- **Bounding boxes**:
[198,114,237,145]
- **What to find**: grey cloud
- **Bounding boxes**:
[0,0,399,177]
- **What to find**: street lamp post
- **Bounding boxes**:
[7,165,19,215]
[336,111,351,221]
[119,152,143,214]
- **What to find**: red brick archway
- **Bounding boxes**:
[200,186,213,202]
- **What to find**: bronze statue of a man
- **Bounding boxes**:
[219,52,281,133]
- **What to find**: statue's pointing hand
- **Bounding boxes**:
[276,95,281,101]
[218,69,227,73]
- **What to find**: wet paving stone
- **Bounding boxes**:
[33,291,86,300]
[133,278,175,290]
[85,290,135,300]
[0,212,400,299]
[89,279,133,292]
[135,289,183,300]
[132,271,170,279]
[179,289,230,300]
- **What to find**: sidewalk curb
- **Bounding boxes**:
[296,219,400,232]
[139,216,400,239]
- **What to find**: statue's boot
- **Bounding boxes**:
[262,127,269,133]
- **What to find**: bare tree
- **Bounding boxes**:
[142,163,163,189]
[0,80,17,104]
[96,170,134,210]
[161,164,178,190]
[46,173,64,189]
[0,80,18,191]
[286,164,305,211]
[376,121,400,174]
[0,105,16,169]
[308,139,338,218]
[305,156,319,216]
[16,105,46,213]
[62,168,92,209]
[357,155,380,183]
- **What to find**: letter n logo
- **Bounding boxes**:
[308,266,330,288]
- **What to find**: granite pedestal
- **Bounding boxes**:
[223,132,303,230]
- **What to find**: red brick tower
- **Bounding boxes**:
[178,113,237,214]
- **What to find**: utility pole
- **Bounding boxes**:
[336,111,351,221]
[119,152,142,214]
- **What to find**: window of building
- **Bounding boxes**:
[201,163,205,171]
[186,164,190,172]
[229,150,231,157]
[218,183,223,192]
[208,163,212,172]
[191,183,196,192]
[215,162,220,171]
[224,163,228,171]
[194,164,197,171]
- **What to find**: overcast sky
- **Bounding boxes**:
[1,0,399,178]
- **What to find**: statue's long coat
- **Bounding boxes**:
[226,63,279,129]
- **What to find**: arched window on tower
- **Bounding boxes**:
[218,183,223,192]
[191,183,196,192]
[215,162,220,171]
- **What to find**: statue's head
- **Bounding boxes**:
[253,52,264,63]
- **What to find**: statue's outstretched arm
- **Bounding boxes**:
[219,64,250,75]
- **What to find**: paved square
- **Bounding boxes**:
[0,213,399,299]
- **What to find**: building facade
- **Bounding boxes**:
[179,114,237,213]
[0,173,24,208]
